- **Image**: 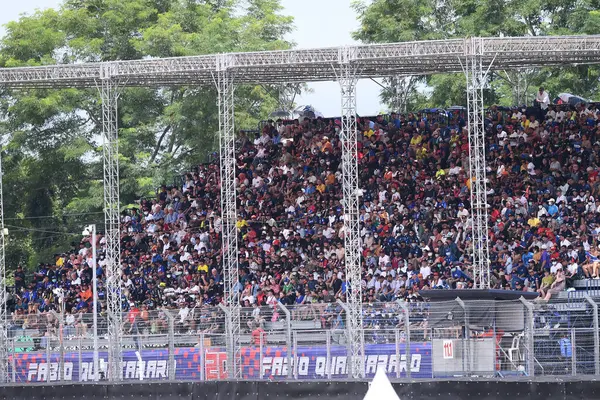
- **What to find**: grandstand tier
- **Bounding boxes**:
[9,99,600,327]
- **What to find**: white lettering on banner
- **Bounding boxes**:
[271,357,284,376]
[314,357,327,377]
[27,362,73,382]
[83,359,171,381]
[311,355,422,377]
[298,357,309,376]
[80,360,106,381]
[261,357,310,377]
[335,356,347,375]
[364,354,422,375]
[121,360,168,379]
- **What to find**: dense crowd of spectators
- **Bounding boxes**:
[12,90,600,328]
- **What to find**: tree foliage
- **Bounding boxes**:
[0,0,293,271]
[352,0,600,109]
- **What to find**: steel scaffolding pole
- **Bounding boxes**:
[464,38,491,289]
[98,63,122,380]
[215,54,241,378]
[336,46,365,379]
[0,137,7,384]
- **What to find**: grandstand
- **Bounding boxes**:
[3,35,600,385]
[15,99,600,315]
[6,96,600,380]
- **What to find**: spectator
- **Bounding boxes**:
[13,97,600,339]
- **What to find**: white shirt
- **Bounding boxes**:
[536,91,550,109]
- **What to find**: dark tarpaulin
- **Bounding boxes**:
[423,300,525,331]
[0,379,598,400]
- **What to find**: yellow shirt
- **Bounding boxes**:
[528,217,541,227]
[236,219,248,230]
[197,263,209,273]
[410,135,422,146]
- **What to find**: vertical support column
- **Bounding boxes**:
[215,54,241,379]
[0,136,7,384]
[456,297,470,376]
[337,46,365,380]
[277,303,293,379]
[400,302,411,379]
[99,63,122,381]
[464,38,491,289]
[162,309,176,381]
[584,295,599,375]
[519,297,535,377]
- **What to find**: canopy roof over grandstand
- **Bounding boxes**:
[2,36,600,88]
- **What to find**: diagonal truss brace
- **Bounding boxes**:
[335,47,365,379]
[98,63,123,380]
[463,38,493,289]
[214,54,242,378]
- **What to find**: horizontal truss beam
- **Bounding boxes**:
[0,36,599,88]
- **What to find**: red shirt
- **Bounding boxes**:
[251,327,267,346]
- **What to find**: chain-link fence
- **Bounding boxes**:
[7,298,600,383]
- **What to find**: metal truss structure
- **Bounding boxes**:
[0,140,6,384]
[336,47,365,379]
[0,35,600,379]
[98,64,122,380]
[463,38,491,289]
[0,36,599,88]
[213,55,242,378]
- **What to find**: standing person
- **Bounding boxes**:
[535,86,550,120]
[251,321,266,346]
[127,302,142,351]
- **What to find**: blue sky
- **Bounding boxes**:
[0,0,384,117]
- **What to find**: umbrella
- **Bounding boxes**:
[554,93,589,106]
[269,109,291,119]
[294,105,324,119]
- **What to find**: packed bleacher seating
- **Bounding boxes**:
[11,92,600,330]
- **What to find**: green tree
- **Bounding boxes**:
[352,0,600,109]
[0,0,293,271]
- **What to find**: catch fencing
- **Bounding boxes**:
[7,297,600,383]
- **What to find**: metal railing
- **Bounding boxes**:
[6,298,600,383]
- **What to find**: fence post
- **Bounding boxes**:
[399,301,411,379]
[293,331,299,379]
[277,303,292,379]
[218,304,232,377]
[11,339,16,383]
[336,299,353,378]
[162,309,176,381]
[78,336,83,381]
[259,328,264,379]
[455,297,469,376]
[199,333,205,381]
[326,330,332,380]
[394,329,400,379]
[50,310,64,382]
[584,294,600,375]
[45,335,51,383]
[571,328,577,376]
[519,297,535,377]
